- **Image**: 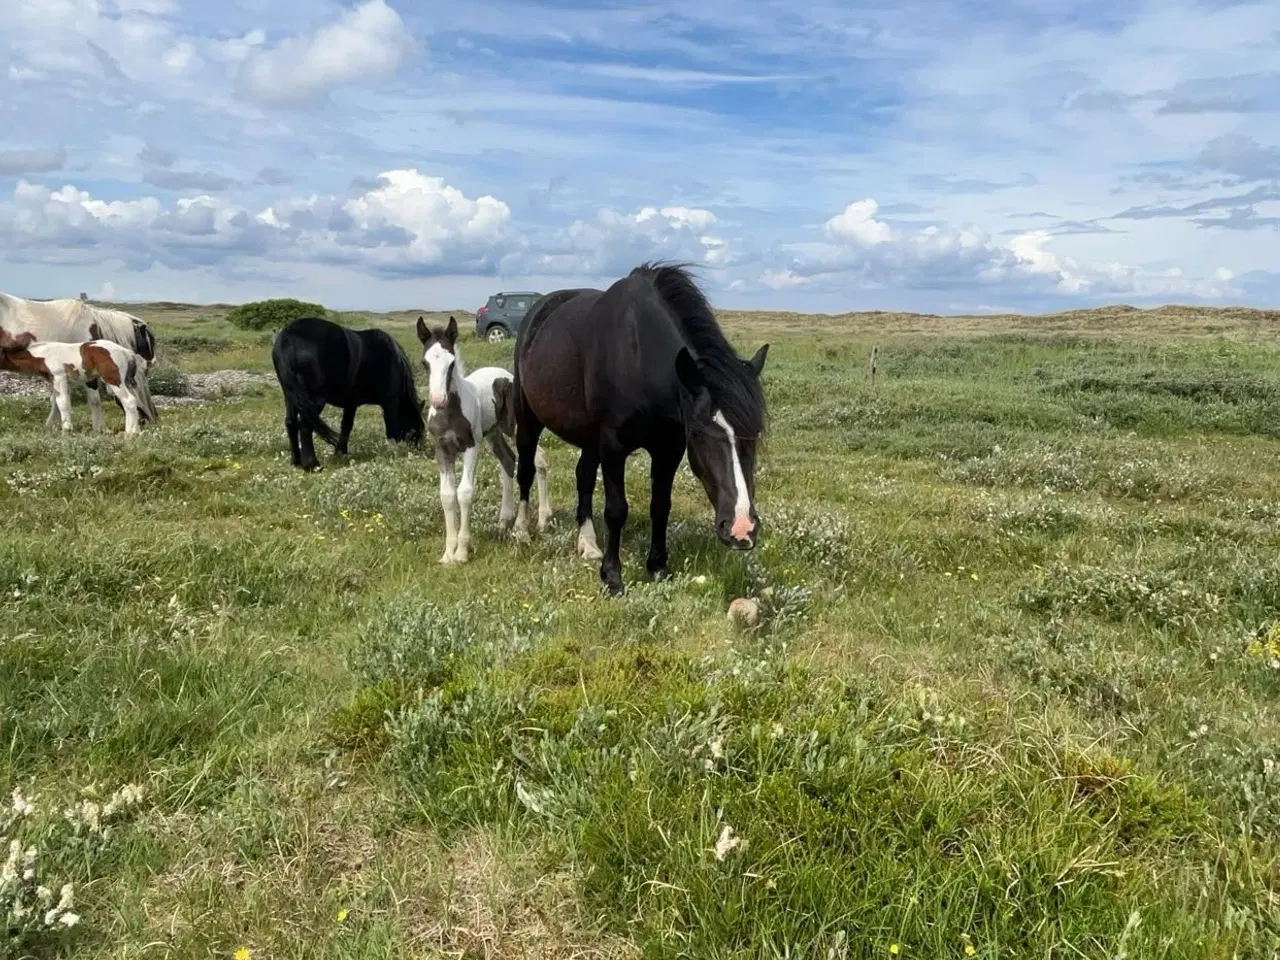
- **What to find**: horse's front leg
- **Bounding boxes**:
[513,409,545,543]
[437,449,460,564]
[599,447,629,596]
[574,448,602,561]
[454,443,480,563]
[646,442,684,581]
[85,381,105,433]
[337,406,356,456]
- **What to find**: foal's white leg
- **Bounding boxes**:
[86,384,106,433]
[454,444,480,563]
[437,450,459,564]
[498,461,517,530]
[45,393,61,431]
[578,518,604,561]
[535,444,552,534]
[52,378,73,433]
[110,385,140,435]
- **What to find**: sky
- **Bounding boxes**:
[1,0,1278,314]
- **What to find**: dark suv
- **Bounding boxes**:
[474,291,542,342]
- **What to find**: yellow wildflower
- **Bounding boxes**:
[889,945,900,956]
[337,907,349,922]
[234,949,250,960]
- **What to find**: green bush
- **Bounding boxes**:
[145,359,190,397]
[224,298,326,331]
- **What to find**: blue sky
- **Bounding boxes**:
[1,0,1278,313]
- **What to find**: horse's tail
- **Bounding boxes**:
[271,331,342,446]
[127,355,160,424]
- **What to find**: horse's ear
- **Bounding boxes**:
[444,315,458,345]
[415,316,430,344]
[675,347,704,394]
[746,343,769,376]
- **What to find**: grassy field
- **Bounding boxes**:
[3,300,1280,958]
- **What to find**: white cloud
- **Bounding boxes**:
[235,0,415,103]
[759,198,1242,304]
[2,170,515,277]
[1,169,740,286]
[530,204,733,276]
[824,199,892,245]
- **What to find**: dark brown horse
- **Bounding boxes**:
[510,261,769,595]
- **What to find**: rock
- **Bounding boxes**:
[727,597,760,630]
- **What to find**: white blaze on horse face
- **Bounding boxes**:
[712,410,753,542]
[424,342,454,408]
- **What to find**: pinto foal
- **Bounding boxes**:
[416,315,551,564]
[0,325,158,434]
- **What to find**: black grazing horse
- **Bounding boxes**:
[271,315,424,470]
[511,261,769,595]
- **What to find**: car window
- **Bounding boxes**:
[511,298,530,313]
[492,297,506,309]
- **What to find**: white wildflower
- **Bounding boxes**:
[708,738,724,760]
[59,911,80,928]
[714,824,742,861]
[11,788,35,817]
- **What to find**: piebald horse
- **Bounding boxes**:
[416,315,551,564]
[510,261,768,595]
[0,291,159,430]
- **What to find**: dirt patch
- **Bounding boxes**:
[0,368,273,408]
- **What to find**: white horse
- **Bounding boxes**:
[415,315,551,564]
[0,291,159,430]
[0,326,159,434]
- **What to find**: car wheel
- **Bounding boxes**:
[486,325,510,343]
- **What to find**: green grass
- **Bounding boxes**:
[3,302,1280,958]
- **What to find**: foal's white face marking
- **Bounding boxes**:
[712,409,754,542]
[424,341,455,409]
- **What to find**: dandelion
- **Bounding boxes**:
[889,945,900,956]
[234,948,251,960]
[337,907,349,922]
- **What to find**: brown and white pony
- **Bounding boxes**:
[0,291,158,429]
[0,326,159,435]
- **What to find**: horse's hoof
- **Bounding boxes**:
[579,542,603,561]
[601,568,625,596]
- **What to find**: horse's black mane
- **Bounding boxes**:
[367,328,418,399]
[630,260,767,437]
